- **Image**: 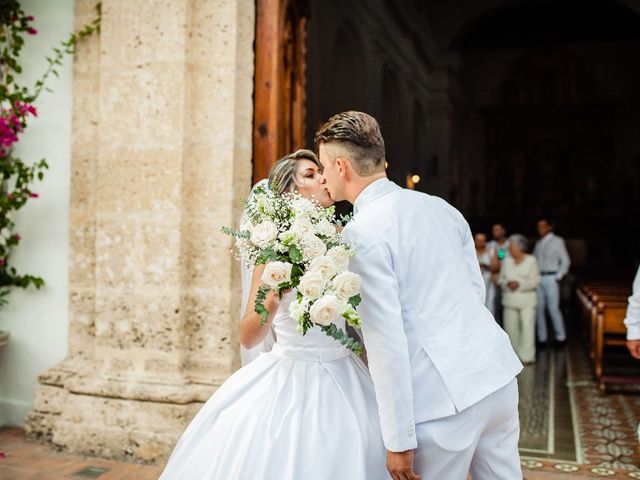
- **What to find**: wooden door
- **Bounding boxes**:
[253,0,309,184]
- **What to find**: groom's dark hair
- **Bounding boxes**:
[314,111,385,176]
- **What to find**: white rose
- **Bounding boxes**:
[332,271,362,299]
[298,271,326,300]
[261,261,293,288]
[315,218,336,237]
[250,221,279,248]
[291,217,314,236]
[309,294,341,326]
[301,235,327,261]
[291,197,316,216]
[326,246,350,271]
[309,256,338,280]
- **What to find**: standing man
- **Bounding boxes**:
[624,265,640,443]
[625,265,640,359]
[533,218,571,345]
[316,111,523,479]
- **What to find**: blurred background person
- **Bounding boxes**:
[624,264,640,444]
[499,234,541,365]
[475,233,499,316]
[488,223,510,325]
[487,223,510,262]
[625,264,640,359]
[534,217,571,346]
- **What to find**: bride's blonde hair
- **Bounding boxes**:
[268,149,320,195]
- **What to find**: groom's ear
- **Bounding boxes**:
[335,157,352,179]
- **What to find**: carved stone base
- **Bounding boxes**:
[25,360,211,462]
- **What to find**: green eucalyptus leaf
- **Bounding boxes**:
[348,294,361,308]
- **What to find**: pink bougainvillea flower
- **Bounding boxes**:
[26,15,35,21]
[30,193,39,198]
[13,234,21,242]
[0,259,6,266]
[26,27,37,35]
[13,102,37,119]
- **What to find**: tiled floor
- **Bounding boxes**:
[0,428,162,480]
[515,340,640,478]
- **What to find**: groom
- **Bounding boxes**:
[316,111,523,480]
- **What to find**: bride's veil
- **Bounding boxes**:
[240,179,277,366]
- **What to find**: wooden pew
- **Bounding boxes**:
[589,294,629,359]
[593,300,640,392]
[575,284,629,360]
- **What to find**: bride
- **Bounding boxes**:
[159,149,388,479]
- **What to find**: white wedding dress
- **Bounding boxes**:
[159,292,389,479]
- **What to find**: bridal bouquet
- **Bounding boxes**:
[223,184,363,354]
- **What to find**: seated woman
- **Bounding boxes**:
[498,234,541,365]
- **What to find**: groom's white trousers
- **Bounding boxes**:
[413,379,521,480]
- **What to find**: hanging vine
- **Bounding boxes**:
[0,1,100,306]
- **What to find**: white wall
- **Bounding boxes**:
[0,0,73,426]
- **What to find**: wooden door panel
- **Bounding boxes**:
[253,0,308,184]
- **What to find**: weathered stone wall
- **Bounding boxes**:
[26,0,254,462]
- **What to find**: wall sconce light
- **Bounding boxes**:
[406,173,421,190]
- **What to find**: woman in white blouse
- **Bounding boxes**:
[499,234,541,365]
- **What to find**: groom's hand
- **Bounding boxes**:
[386,450,421,480]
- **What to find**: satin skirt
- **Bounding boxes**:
[159,345,389,480]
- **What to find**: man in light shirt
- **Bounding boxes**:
[624,266,640,444]
[625,266,640,359]
[533,218,571,345]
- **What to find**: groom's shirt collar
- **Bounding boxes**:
[353,177,400,215]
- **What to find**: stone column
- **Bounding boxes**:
[25,0,254,462]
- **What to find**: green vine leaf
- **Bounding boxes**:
[289,244,303,263]
[255,285,271,325]
[320,324,363,356]
[348,294,361,308]
[256,248,278,265]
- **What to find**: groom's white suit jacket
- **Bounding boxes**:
[343,178,522,452]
